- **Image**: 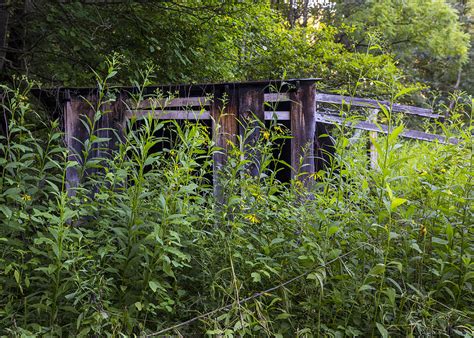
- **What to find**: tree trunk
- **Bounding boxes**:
[0,0,9,73]
[302,0,309,27]
[288,0,295,28]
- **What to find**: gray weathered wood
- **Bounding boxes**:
[64,92,97,195]
[129,109,211,120]
[64,93,128,195]
[211,87,239,204]
[315,113,458,144]
[264,93,291,102]
[290,81,316,185]
[238,85,265,177]
[136,96,211,109]
[130,110,288,121]
[316,93,439,119]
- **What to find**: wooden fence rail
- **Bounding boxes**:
[17,79,459,195]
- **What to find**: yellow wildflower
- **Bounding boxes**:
[420,224,427,237]
[244,214,260,224]
[21,194,32,202]
[262,130,270,141]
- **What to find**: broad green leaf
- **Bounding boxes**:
[369,263,386,276]
[391,197,407,211]
[251,272,261,283]
[358,284,375,292]
[376,322,389,338]
[149,281,159,293]
[327,225,339,237]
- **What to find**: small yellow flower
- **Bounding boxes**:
[420,224,427,237]
[440,168,446,173]
[262,130,270,141]
[244,214,260,224]
[294,180,304,189]
[21,194,32,202]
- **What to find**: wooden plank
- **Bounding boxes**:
[238,85,265,177]
[264,111,290,120]
[64,92,97,196]
[264,93,291,102]
[97,94,128,158]
[130,110,289,121]
[129,109,211,120]
[135,93,289,110]
[315,113,458,144]
[136,96,211,109]
[290,81,317,185]
[316,93,440,119]
[211,86,239,204]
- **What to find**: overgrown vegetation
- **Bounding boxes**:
[1,65,472,336]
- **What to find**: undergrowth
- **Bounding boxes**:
[0,65,473,337]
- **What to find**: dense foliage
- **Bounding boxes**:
[1,0,471,96]
[0,69,472,336]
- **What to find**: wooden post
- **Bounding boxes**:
[290,80,317,186]
[64,91,96,196]
[64,92,127,195]
[96,94,128,160]
[211,86,239,204]
[238,84,265,177]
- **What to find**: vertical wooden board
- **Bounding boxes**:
[64,92,97,195]
[211,86,239,203]
[290,81,316,186]
[290,88,303,177]
[238,85,265,177]
[96,93,128,160]
[64,93,128,195]
[314,123,335,172]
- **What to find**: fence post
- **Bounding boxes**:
[238,84,265,177]
[290,80,317,187]
[211,85,239,204]
[64,91,95,196]
[64,91,127,196]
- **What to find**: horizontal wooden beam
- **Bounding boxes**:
[129,110,211,120]
[129,110,291,121]
[136,93,291,109]
[136,96,211,109]
[315,113,457,144]
[316,93,440,119]
[264,93,291,102]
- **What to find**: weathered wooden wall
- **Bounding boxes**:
[24,78,450,198]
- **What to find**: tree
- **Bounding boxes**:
[330,0,470,91]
